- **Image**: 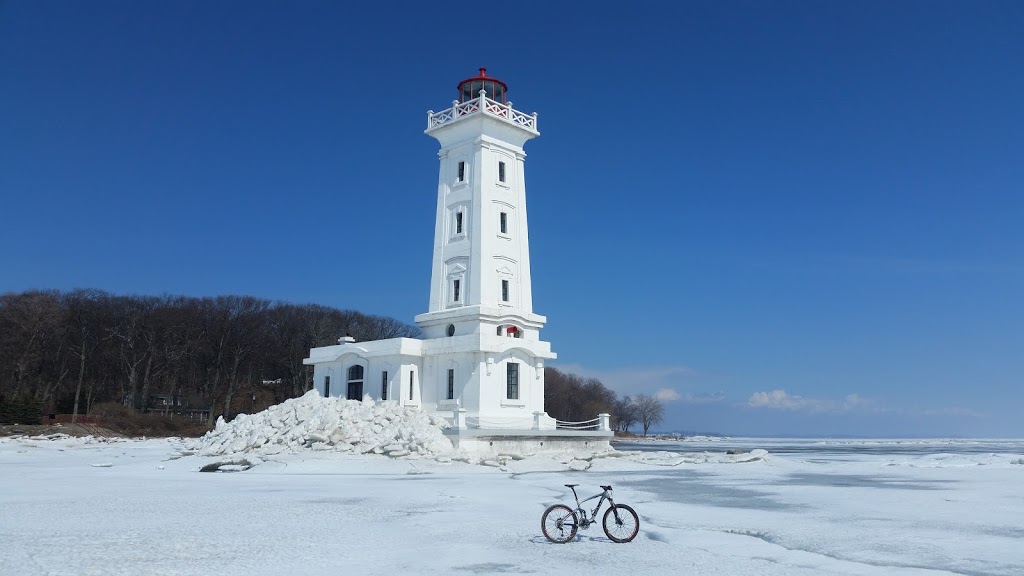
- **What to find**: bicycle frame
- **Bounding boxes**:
[566,485,615,525]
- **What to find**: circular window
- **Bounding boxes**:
[446,324,455,337]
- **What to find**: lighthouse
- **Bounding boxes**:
[414,67,556,422]
[304,70,610,451]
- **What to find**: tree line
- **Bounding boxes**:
[544,367,665,435]
[0,289,420,424]
[1,289,667,434]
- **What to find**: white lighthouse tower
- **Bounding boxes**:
[304,70,610,451]
[414,68,556,421]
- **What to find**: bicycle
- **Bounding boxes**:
[541,484,640,543]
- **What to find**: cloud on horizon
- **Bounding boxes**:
[654,388,680,401]
[748,389,831,412]
[747,390,882,413]
[746,390,984,421]
[551,362,695,397]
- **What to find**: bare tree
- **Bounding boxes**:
[108,296,157,409]
[220,296,270,421]
[613,396,638,433]
[0,291,63,398]
[634,394,664,436]
[63,290,107,422]
[544,367,586,422]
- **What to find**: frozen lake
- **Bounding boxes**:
[2,435,1022,576]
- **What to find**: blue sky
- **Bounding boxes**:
[2,1,1021,437]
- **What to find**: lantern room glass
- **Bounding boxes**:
[460,80,506,104]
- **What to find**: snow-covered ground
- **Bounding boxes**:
[2,430,1023,575]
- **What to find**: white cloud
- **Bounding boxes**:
[677,391,727,404]
[654,388,680,401]
[747,390,987,421]
[747,390,831,412]
[841,394,877,411]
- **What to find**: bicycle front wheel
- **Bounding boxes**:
[602,504,639,543]
[541,504,578,543]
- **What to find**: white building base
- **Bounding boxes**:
[443,428,613,455]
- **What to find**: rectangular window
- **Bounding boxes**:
[381,371,388,400]
[447,368,455,400]
[498,161,506,183]
[458,161,465,182]
[500,212,507,234]
[453,279,461,302]
[501,280,509,302]
[409,370,414,401]
[506,363,519,400]
[324,376,330,397]
[456,212,463,234]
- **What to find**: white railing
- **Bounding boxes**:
[427,90,538,133]
[466,416,535,430]
[454,410,610,432]
[555,417,600,431]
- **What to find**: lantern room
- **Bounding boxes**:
[458,68,507,104]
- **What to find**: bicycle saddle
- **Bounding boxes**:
[601,485,613,491]
[564,484,579,488]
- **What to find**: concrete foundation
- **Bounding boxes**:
[443,428,613,454]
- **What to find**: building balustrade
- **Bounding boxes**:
[427,90,538,134]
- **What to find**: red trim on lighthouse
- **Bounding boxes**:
[456,67,509,93]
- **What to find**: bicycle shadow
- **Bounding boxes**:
[529,534,619,545]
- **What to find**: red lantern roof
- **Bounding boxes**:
[457,68,508,104]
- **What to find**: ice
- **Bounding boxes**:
[189,390,454,458]
[2,434,1023,576]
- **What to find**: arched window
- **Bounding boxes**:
[347,365,364,400]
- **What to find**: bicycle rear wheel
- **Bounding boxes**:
[602,504,639,543]
[541,504,578,543]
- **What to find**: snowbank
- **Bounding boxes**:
[884,453,1024,467]
[624,448,771,466]
[189,391,453,458]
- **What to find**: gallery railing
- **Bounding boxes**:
[427,90,538,134]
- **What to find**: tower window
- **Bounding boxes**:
[453,279,461,302]
[501,280,509,302]
[381,371,388,400]
[447,368,455,400]
[506,363,519,400]
[456,212,463,234]
[498,161,506,183]
[458,161,466,183]
[409,370,415,401]
[324,375,330,397]
[500,212,507,234]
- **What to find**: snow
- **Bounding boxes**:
[2,429,1023,575]
[189,390,453,458]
